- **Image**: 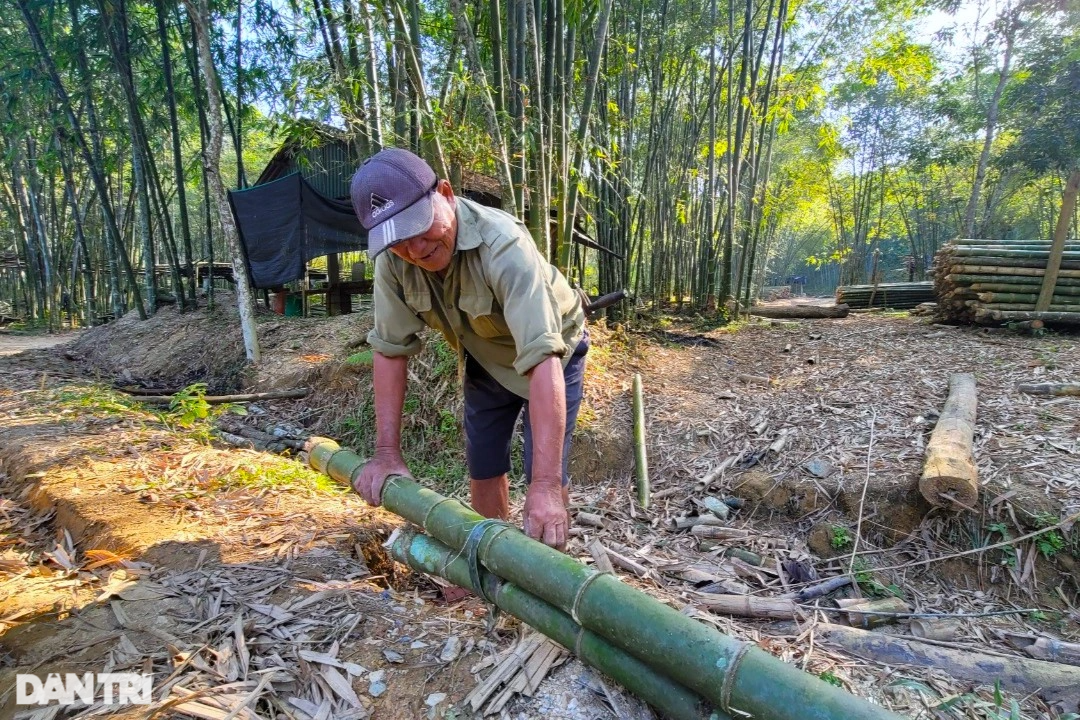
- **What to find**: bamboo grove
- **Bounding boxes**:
[2,0,1079,331]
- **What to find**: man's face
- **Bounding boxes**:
[388,180,457,273]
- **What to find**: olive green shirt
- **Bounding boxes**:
[367,197,586,399]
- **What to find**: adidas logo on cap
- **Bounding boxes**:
[370,192,395,218]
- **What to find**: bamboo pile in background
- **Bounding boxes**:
[835,282,936,309]
[932,239,1080,325]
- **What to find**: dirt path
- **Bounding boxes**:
[0,330,84,356]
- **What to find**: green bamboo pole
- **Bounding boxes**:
[952,248,1080,260]
[964,279,1080,292]
[977,292,1078,304]
[979,302,1080,312]
[949,264,1080,278]
[632,373,649,509]
[390,527,720,720]
[307,439,909,720]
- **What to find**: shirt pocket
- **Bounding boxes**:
[402,272,432,314]
[460,291,510,339]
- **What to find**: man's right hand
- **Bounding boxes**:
[353,448,412,506]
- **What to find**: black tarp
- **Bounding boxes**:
[228,172,367,289]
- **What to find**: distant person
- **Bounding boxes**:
[348,148,588,551]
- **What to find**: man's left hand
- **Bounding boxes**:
[522,482,568,551]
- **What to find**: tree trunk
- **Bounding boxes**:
[17,0,145,320]
[962,19,1015,239]
[558,0,615,271]
[154,0,196,305]
[184,0,261,363]
[449,0,517,216]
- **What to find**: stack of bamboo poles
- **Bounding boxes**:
[933,239,1080,325]
[835,282,936,309]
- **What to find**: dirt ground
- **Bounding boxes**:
[0,330,85,356]
[1,301,1078,720]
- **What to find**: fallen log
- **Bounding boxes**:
[749,303,849,319]
[919,373,978,510]
[810,623,1080,712]
[1017,382,1080,397]
[132,388,310,405]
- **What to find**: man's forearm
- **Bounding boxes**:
[527,355,566,486]
[373,352,409,453]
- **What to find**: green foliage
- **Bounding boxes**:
[818,671,844,687]
[829,525,852,549]
[345,349,374,366]
[220,462,340,495]
[54,385,140,418]
[167,383,212,428]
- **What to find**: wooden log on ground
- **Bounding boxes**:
[1017,382,1080,397]
[132,388,310,404]
[696,594,801,620]
[810,623,1080,712]
[919,373,978,510]
[749,303,849,319]
[974,309,1080,325]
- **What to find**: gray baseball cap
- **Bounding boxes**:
[350,148,438,257]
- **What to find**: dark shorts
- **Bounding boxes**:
[463,331,589,486]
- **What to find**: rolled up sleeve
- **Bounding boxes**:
[367,254,425,357]
[486,239,569,375]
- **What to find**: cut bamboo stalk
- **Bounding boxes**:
[632,373,649,509]
[953,248,1080,260]
[919,373,978,510]
[977,292,1077,304]
[950,264,1080,278]
[835,597,911,628]
[690,525,752,540]
[950,273,1080,286]
[1038,169,1080,311]
[696,594,801,620]
[975,309,1080,325]
[971,283,1080,295]
[309,440,905,720]
[389,527,720,720]
[981,302,1080,312]
[1017,382,1080,397]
